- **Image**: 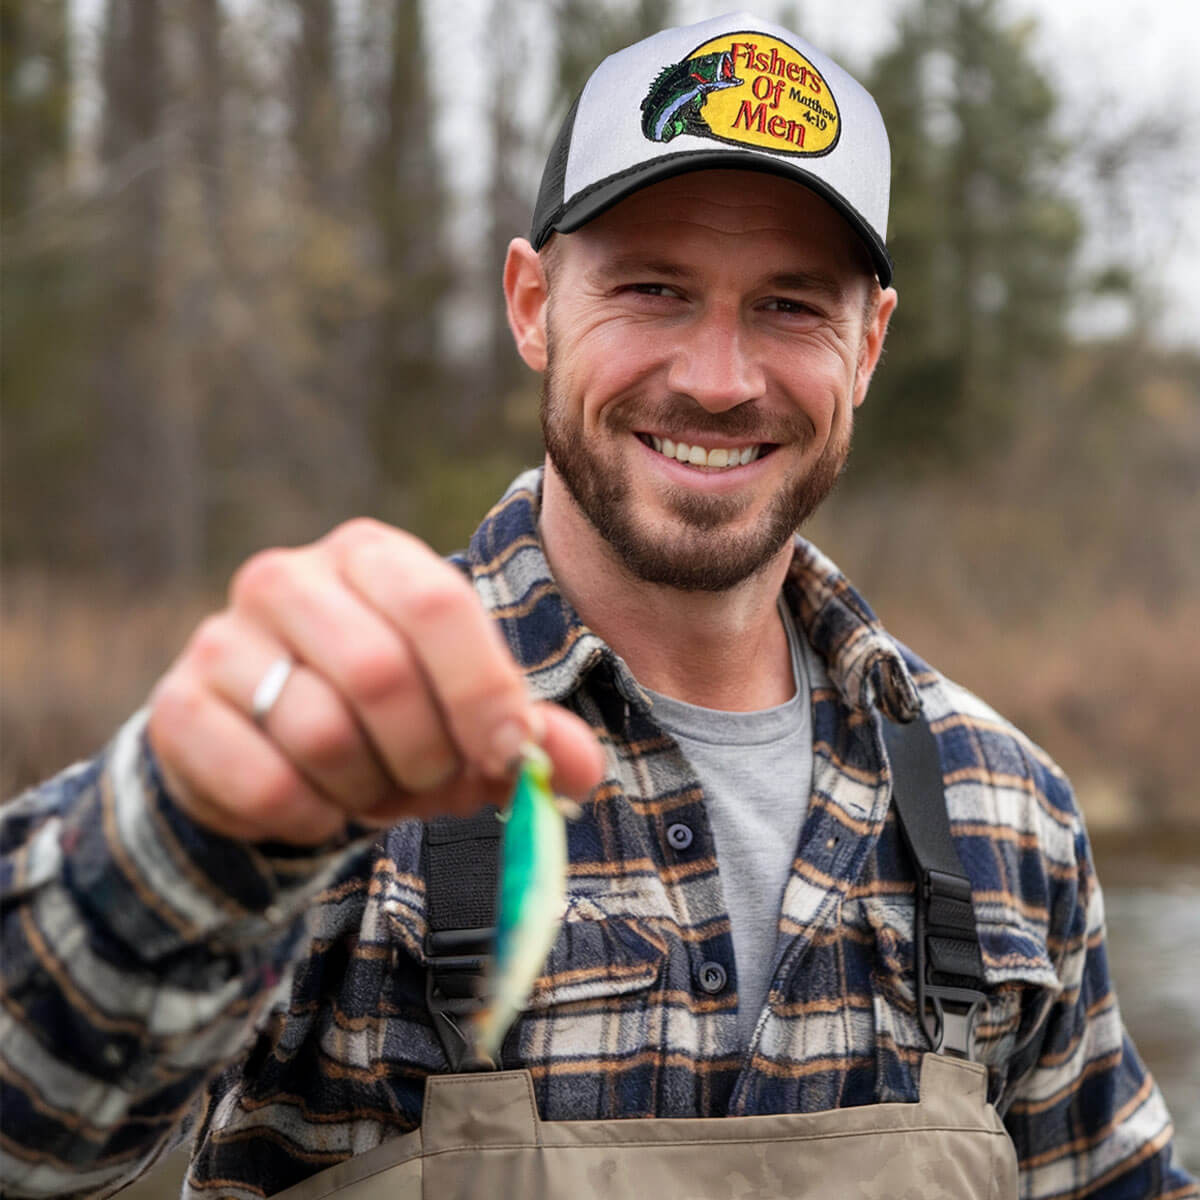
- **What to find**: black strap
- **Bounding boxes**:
[421,807,503,1071]
[419,713,987,1068]
[881,715,987,1059]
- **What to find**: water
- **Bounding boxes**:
[1102,862,1200,1177]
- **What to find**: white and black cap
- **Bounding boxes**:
[531,11,893,285]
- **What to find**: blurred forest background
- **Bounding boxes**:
[3,0,1197,828]
[2,0,1199,1185]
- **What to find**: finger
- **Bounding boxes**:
[538,703,607,800]
[335,531,539,778]
[152,747,270,843]
[362,705,607,826]
[148,673,347,846]
[230,545,461,792]
[360,768,514,826]
[197,613,398,816]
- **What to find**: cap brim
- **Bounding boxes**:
[533,150,892,288]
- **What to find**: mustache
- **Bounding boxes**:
[607,396,811,444]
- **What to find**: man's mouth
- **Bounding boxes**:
[636,433,771,470]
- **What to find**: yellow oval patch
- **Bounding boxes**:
[691,33,840,157]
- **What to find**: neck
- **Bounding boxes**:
[538,465,796,711]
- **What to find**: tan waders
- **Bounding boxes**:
[274,1052,1016,1199]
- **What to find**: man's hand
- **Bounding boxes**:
[146,519,606,845]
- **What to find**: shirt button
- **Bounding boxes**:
[666,822,694,850]
[697,961,728,994]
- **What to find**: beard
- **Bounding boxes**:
[541,350,852,593]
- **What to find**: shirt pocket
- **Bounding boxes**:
[512,891,666,1108]
[972,925,1062,1109]
[527,891,665,1007]
[863,893,1059,1107]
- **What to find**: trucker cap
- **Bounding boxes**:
[530,11,893,286]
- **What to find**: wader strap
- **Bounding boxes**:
[881,715,987,1059]
[422,807,503,1072]
[418,715,988,1068]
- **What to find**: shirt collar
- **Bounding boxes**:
[461,468,919,722]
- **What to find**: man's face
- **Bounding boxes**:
[537,170,893,592]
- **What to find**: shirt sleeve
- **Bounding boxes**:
[0,710,374,1199]
[1002,768,1196,1199]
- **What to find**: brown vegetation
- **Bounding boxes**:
[812,342,1200,830]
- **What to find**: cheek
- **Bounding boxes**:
[549,355,621,438]
[577,331,664,418]
[592,321,667,372]
[784,359,850,428]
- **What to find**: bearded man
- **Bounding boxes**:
[2,13,1193,1200]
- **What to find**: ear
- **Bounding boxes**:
[504,237,549,372]
[852,285,897,409]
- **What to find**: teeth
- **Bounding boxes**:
[645,437,763,469]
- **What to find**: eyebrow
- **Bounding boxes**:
[589,254,695,283]
[765,272,848,301]
[588,256,849,301]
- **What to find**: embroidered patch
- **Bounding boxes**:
[640,33,840,157]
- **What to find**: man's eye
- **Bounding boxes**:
[627,283,678,298]
[764,297,815,315]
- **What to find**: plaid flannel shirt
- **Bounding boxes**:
[1,469,1194,1199]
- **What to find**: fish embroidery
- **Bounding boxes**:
[640,50,743,142]
[471,745,576,1062]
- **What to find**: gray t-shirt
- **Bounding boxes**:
[642,602,814,1048]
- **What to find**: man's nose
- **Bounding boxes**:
[665,307,766,413]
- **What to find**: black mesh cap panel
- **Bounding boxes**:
[531,94,581,249]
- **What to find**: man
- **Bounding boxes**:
[1,13,1194,1199]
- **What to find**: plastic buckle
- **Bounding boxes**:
[916,873,985,1061]
[918,979,984,1060]
[424,927,496,1072]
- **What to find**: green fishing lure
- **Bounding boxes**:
[472,745,573,1061]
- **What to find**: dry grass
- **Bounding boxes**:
[810,359,1200,832]
[1,572,217,798]
[854,585,1200,830]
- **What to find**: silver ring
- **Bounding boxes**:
[251,657,294,726]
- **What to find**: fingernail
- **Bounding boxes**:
[486,718,529,780]
[527,705,546,745]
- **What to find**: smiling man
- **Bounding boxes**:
[1,12,1194,1200]
[529,174,889,605]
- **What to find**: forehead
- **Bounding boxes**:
[559,169,873,282]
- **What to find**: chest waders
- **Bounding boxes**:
[273,715,1019,1200]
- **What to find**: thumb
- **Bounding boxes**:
[537,702,606,801]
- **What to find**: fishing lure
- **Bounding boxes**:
[471,744,576,1062]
